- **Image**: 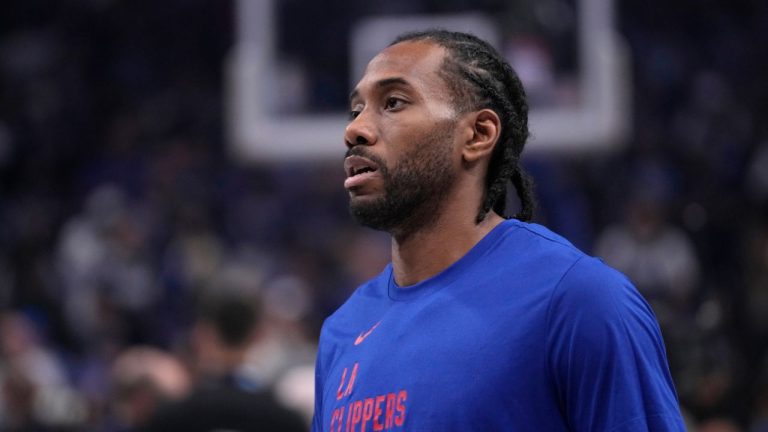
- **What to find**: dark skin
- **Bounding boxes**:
[345,41,504,287]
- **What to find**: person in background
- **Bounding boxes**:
[0,311,88,431]
[141,293,306,432]
[110,346,191,431]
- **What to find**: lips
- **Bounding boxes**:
[344,155,380,190]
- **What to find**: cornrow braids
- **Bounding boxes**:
[390,29,536,223]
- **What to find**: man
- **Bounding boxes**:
[142,294,306,432]
[312,29,685,431]
[110,346,191,431]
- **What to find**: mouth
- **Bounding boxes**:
[344,155,380,190]
[345,155,378,178]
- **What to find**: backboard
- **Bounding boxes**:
[226,0,631,162]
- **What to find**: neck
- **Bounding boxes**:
[390,207,504,287]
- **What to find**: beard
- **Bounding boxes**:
[348,120,457,239]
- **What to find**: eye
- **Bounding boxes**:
[384,96,406,111]
[348,104,364,121]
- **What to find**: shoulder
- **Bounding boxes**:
[483,220,652,334]
[546,254,651,327]
[542,257,683,430]
[543,253,664,358]
[493,222,654,338]
[495,219,587,267]
[478,220,590,291]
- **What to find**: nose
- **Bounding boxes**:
[344,111,376,149]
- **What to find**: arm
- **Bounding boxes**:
[546,257,685,431]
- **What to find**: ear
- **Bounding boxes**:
[461,109,501,164]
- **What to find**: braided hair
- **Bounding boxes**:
[390,30,536,223]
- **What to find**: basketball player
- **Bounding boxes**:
[312,30,684,431]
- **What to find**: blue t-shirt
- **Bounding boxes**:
[312,220,684,431]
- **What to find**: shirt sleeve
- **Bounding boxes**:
[311,329,327,432]
[545,256,685,431]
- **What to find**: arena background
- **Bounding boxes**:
[0,0,766,430]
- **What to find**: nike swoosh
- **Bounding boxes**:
[354,321,381,346]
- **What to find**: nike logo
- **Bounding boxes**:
[354,321,381,346]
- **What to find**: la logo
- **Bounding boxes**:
[336,362,359,400]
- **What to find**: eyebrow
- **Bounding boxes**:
[349,77,412,103]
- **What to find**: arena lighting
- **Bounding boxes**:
[227,0,631,162]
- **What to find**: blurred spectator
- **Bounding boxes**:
[0,311,88,430]
[243,274,318,422]
[1,366,40,431]
[109,346,190,431]
[697,417,742,432]
[595,192,700,308]
[56,184,158,350]
[141,293,306,432]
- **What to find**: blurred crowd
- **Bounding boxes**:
[0,0,767,430]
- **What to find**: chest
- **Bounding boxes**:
[319,286,561,431]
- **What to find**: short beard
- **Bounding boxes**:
[348,120,457,240]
